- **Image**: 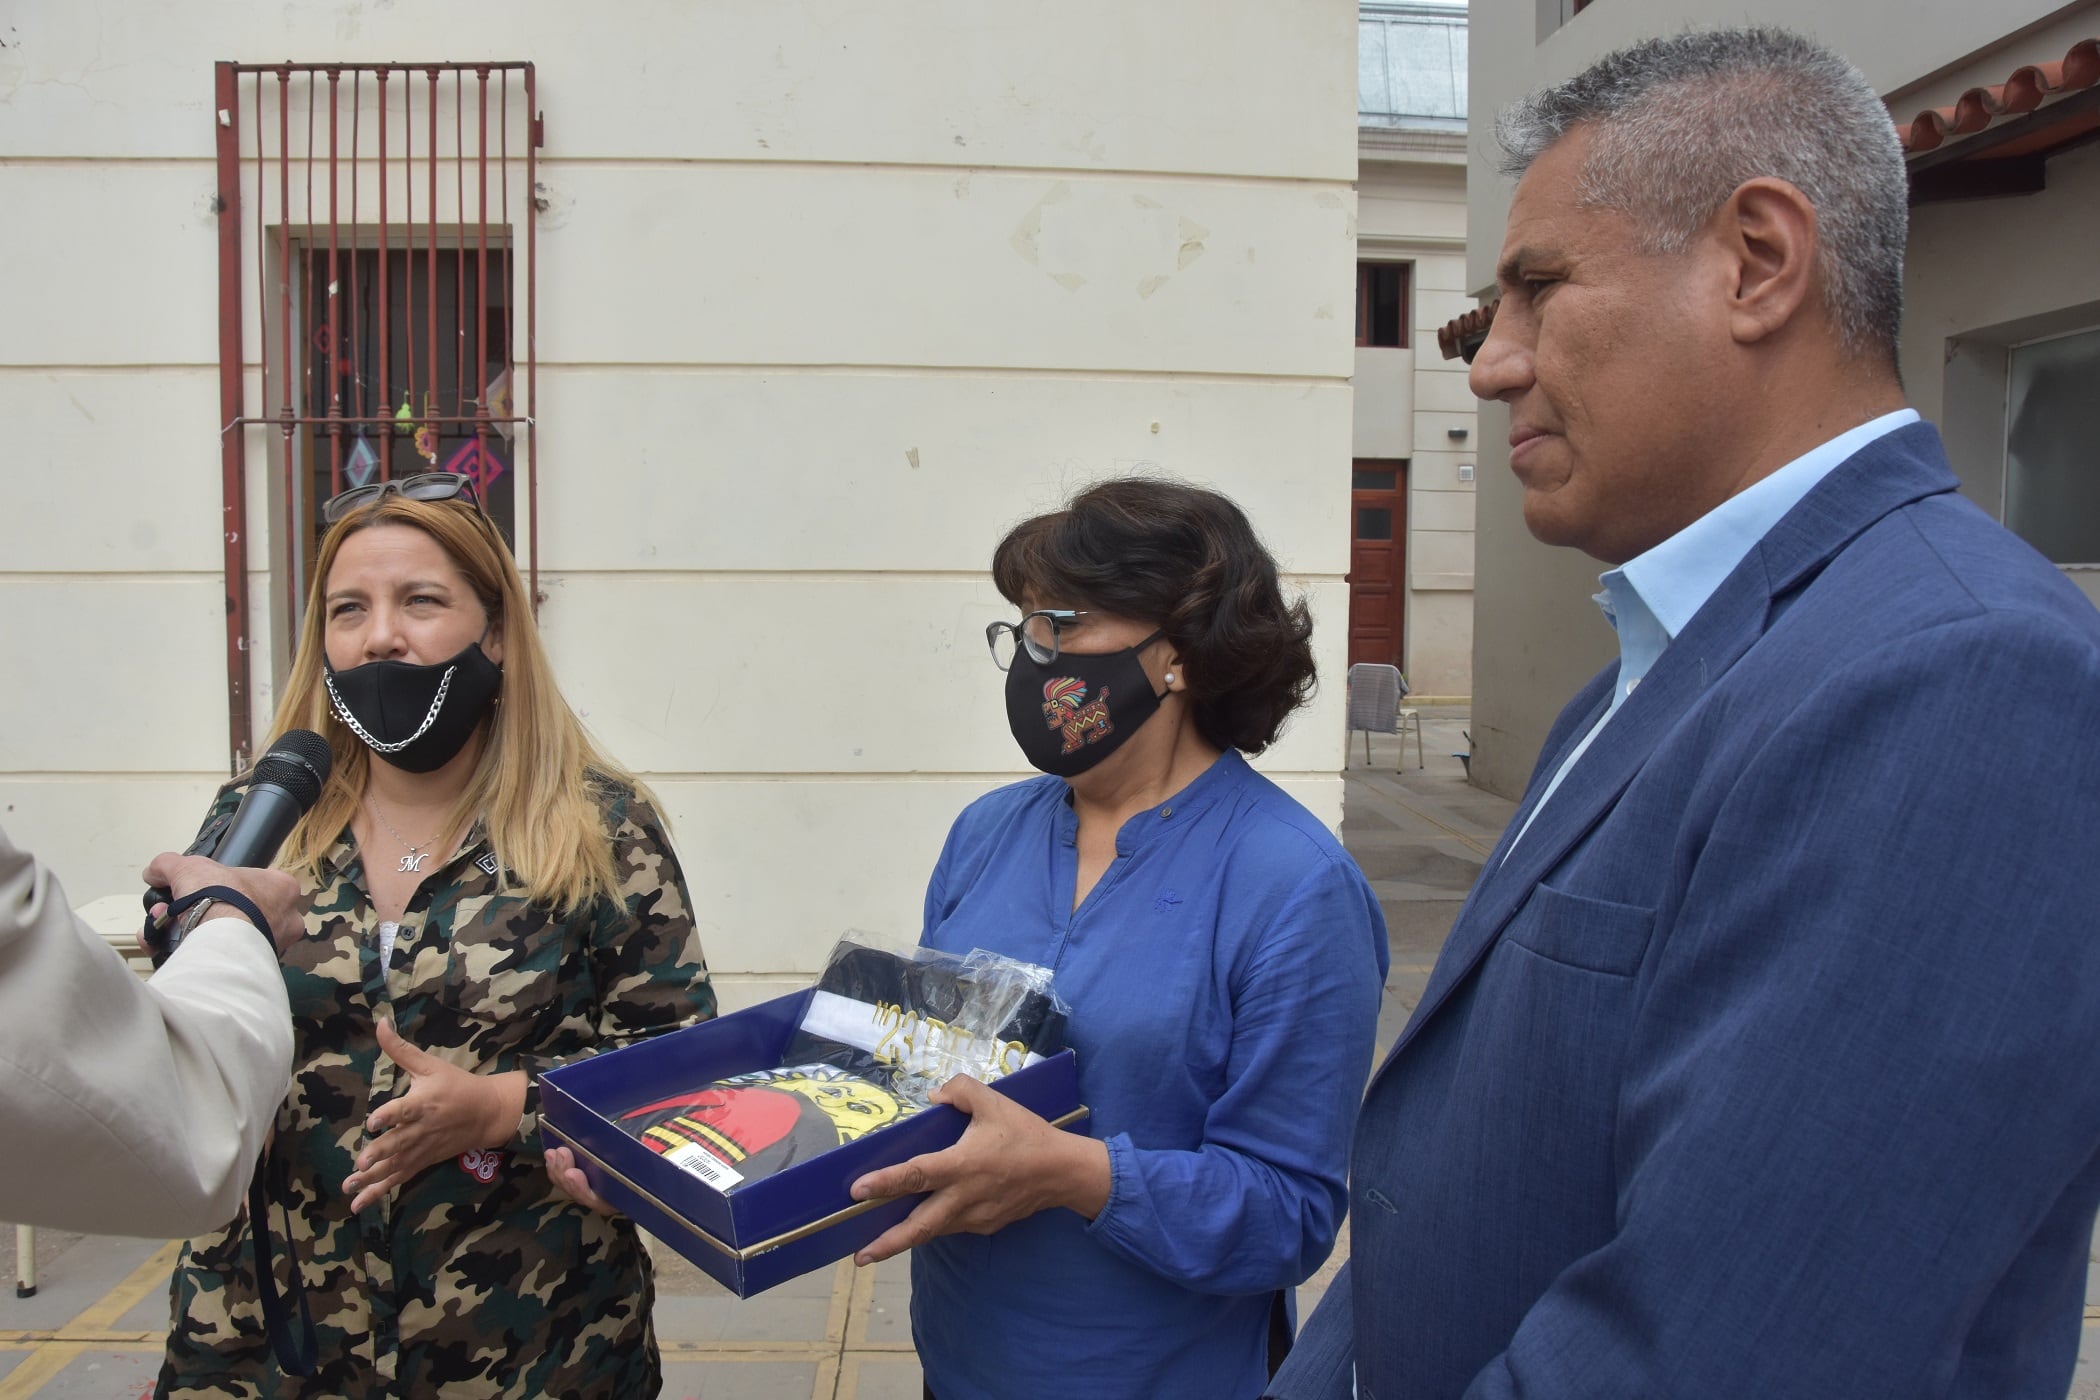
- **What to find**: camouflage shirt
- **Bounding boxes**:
[157,777,714,1399]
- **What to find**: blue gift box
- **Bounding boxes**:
[539,988,1088,1297]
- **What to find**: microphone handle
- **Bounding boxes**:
[210,784,306,869]
[147,782,306,966]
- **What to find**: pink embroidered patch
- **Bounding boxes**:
[459,1148,504,1183]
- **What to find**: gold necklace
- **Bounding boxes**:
[367,798,443,874]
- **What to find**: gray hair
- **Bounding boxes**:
[1497,27,1907,364]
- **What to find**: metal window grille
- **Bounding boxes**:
[213,61,540,770]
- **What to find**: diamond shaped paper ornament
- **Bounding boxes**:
[345,435,380,488]
[483,368,515,443]
[442,436,508,495]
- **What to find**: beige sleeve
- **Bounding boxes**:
[0,825,293,1238]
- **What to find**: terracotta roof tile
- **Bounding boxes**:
[1437,301,1498,361]
[1897,37,2100,155]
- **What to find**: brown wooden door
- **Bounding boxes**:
[1347,461,1407,668]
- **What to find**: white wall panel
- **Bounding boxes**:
[1412,489,1476,533]
[536,165,1355,377]
[1411,456,1476,492]
[1414,287,1483,331]
[1416,370,1484,414]
[0,167,222,367]
[1410,251,1473,294]
[0,578,229,772]
[1,370,226,572]
[537,575,1351,778]
[533,372,1353,573]
[1408,529,1476,580]
[0,778,228,909]
[1402,592,1474,698]
[2,1,1357,180]
[1413,411,1479,456]
[650,777,1001,975]
[1358,197,1467,245]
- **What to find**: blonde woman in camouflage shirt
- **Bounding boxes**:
[156,476,714,1399]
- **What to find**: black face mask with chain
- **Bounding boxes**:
[1003,629,1165,778]
[324,639,503,773]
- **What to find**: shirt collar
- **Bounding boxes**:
[1602,408,1920,645]
[1055,748,1250,851]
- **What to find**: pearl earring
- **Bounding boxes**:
[1165,672,1176,684]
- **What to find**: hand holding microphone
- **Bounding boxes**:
[141,854,307,957]
[143,730,333,964]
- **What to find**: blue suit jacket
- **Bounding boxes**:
[1274,423,2100,1399]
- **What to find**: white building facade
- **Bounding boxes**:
[0,1,1366,1007]
[1351,1,1476,700]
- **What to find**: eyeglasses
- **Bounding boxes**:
[321,472,483,525]
[985,610,1090,671]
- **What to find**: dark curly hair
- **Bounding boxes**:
[991,478,1317,755]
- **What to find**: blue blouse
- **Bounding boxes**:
[909,750,1388,1400]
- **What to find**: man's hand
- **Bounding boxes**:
[141,852,307,957]
[847,1074,1108,1265]
[344,1019,527,1212]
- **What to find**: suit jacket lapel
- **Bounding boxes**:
[1391,575,1770,1055]
[1379,423,1961,1072]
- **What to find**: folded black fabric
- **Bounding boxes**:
[615,1063,918,1192]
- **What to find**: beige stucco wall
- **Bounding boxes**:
[1355,152,1475,698]
[0,0,1362,1006]
[1464,0,2100,798]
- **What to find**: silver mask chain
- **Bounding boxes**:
[367,798,443,874]
[325,664,457,754]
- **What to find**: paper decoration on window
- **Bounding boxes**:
[483,368,515,443]
[443,436,508,495]
[345,434,380,489]
[414,392,439,464]
[394,392,415,436]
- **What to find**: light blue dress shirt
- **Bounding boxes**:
[1503,409,1920,858]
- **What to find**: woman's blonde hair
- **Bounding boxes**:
[264,494,646,911]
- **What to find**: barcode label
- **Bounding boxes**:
[662,1141,744,1191]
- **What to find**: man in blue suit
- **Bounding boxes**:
[1273,27,2100,1400]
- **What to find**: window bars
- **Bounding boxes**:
[214,61,540,770]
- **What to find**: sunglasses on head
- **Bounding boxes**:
[321,472,483,525]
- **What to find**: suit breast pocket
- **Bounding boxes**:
[1505,882,1655,977]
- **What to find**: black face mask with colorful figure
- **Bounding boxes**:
[1002,629,1165,777]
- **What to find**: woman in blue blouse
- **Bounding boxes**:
[849,478,1390,1400]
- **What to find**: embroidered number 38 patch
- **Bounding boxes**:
[458,1148,505,1182]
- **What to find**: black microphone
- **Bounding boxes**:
[145,729,333,964]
